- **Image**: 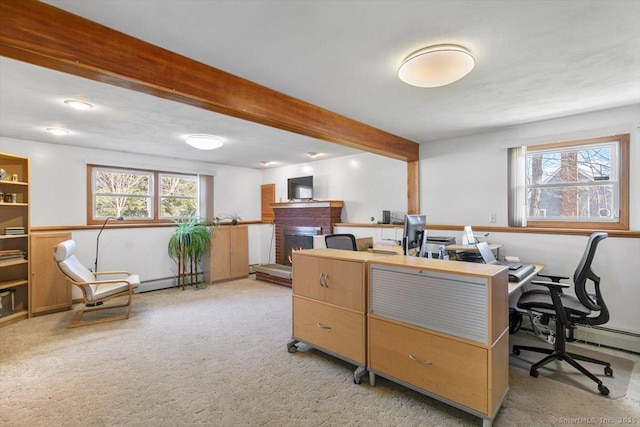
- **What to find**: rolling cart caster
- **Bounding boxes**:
[287,339,298,354]
[598,384,610,396]
[530,368,539,378]
[604,366,613,376]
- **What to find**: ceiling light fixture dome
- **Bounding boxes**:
[64,99,94,110]
[185,134,224,150]
[398,44,475,88]
[46,127,70,135]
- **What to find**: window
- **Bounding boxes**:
[88,165,209,224]
[159,173,198,219]
[509,134,629,230]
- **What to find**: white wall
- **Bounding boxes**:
[417,104,640,336]
[421,104,640,228]
[261,152,407,223]
[0,137,264,294]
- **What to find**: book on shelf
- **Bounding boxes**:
[4,227,25,235]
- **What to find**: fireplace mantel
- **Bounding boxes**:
[271,200,344,209]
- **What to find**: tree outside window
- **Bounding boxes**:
[89,165,204,224]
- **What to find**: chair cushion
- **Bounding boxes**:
[92,275,140,300]
[54,240,76,262]
[58,255,96,284]
[517,290,591,318]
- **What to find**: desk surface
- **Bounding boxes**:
[446,243,503,252]
[508,263,544,295]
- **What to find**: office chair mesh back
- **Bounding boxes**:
[572,232,609,324]
[325,234,357,251]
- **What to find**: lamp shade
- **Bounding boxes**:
[185,134,224,150]
[398,45,475,88]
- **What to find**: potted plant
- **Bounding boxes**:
[168,217,212,290]
[220,211,242,225]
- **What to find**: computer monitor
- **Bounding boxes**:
[403,214,427,257]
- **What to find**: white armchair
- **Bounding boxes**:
[54,239,140,328]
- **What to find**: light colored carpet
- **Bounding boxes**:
[1,277,639,427]
[509,332,634,399]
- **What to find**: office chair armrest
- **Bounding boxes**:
[536,273,569,282]
[530,280,571,325]
[530,280,570,290]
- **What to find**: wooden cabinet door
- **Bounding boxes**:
[30,232,71,315]
[292,253,364,311]
[228,226,248,279]
[210,228,231,282]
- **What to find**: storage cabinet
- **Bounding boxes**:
[367,256,509,427]
[0,153,30,326]
[30,231,72,315]
[288,248,384,384]
[203,226,248,284]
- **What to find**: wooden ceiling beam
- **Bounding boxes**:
[0,0,419,162]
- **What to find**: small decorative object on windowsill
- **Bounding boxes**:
[220,211,242,226]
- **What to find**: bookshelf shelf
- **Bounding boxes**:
[0,152,30,326]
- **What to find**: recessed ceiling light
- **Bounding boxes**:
[307,152,320,158]
[64,99,94,110]
[260,160,274,166]
[46,127,70,135]
[185,134,224,150]
[398,44,475,88]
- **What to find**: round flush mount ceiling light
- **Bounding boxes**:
[46,127,70,135]
[185,134,224,150]
[398,44,475,88]
[64,99,94,110]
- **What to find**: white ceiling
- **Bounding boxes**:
[1,0,639,169]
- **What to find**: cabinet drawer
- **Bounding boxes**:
[293,296,365,364]
[293,255,364,311]
[369,316,488,414]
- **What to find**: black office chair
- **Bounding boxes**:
[325,234,357,251]
[513,232,612,395]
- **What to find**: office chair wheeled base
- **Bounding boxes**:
[512,343,613,396]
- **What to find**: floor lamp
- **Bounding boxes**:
[89,216,123,307]
[94,216,124,273]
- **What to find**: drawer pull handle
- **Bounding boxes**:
[409,355,432,365]
[318,273,330,287]
[316,323,332,330]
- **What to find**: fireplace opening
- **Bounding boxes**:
[281,226,322,265]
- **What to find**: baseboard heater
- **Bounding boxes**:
[521,316,640,354]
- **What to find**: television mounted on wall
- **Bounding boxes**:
[288,175,314,201]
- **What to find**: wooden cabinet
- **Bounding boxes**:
[0,153,30,326]
[367,256,509,427]
[203,226,249,284]
[288,248,385,383]
[30,232,72,316]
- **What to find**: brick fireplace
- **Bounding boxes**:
[255,201,344,287]
[272,200,344,265]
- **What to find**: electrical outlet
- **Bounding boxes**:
[489,213,497,223]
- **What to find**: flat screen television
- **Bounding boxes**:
[403,214,427,257]
[287,175,314,200]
